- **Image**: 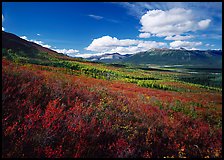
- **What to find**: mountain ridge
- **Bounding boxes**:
[86,48,222,68]
[2,31,62,57]
[2,31,86,62]
[86,52,132,62]
[123,49,222,68]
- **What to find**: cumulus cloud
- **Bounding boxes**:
[138,33,151,38]
[198,19,211,29]
[165,35,194,41]
[170,40,202,49]
[117,2,221,21]
[2,14,5,31]
[20,36,50,48]
[205,43,214,47]
[74,52,106,58]
[32,40,51,48]
[37,33,41,36]
[139,8,211,37]
[86,35,167,54]
[30,40,52,48]
[88,14,103,20]
[20,36,28,40]
[42,44,52,48]
[53,49,79,54]
[86,36,139,52]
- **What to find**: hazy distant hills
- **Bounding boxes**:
[86,53,132,63]
[88,48,222,68]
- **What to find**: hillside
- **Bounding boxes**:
[2,31,65,58]
[2,31,89,64]
[2,31,222,158]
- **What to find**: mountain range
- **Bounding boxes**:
[87,48,222,68]
[2,31,222,68]
[122,48,222,68]
[86,53,131,62]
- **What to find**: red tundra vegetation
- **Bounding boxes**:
[2,59,222,158]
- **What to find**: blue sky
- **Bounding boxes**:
[2,2,222,57]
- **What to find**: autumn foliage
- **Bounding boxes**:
[2,59,222,158]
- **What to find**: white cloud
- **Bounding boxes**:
[198,19,211,29]
[139,8,211,37]
[20,36,28,40]
[170,40,202,49]
[30,40,42,44]
[88,14,119,23]
[2,14,5,31]
[20,36,51,49]
[109,46,140,54]
[42,44,52,48]
[86,35,167,54]
[37,33,41,36]
[117,2,221,22]
[137,41,166,49]
[74,52,105,58]
[53,49,79,54]
[86,36,139,52]
[165,35,194,41]
[88,14,103,20]
[189,48,198,50]
[30,40,52,48]
[205,43,215,47]
[20,36,48,48]
[138,33,151,38]
[116,2,147,18]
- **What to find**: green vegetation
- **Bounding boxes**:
[2,48,222,92]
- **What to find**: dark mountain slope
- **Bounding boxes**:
[2,31,65,58]
[122,48,222,68]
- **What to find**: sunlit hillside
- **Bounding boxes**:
[2,31,222,158]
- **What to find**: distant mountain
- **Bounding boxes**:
[87,53,131,62]
[122,48,222,68]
